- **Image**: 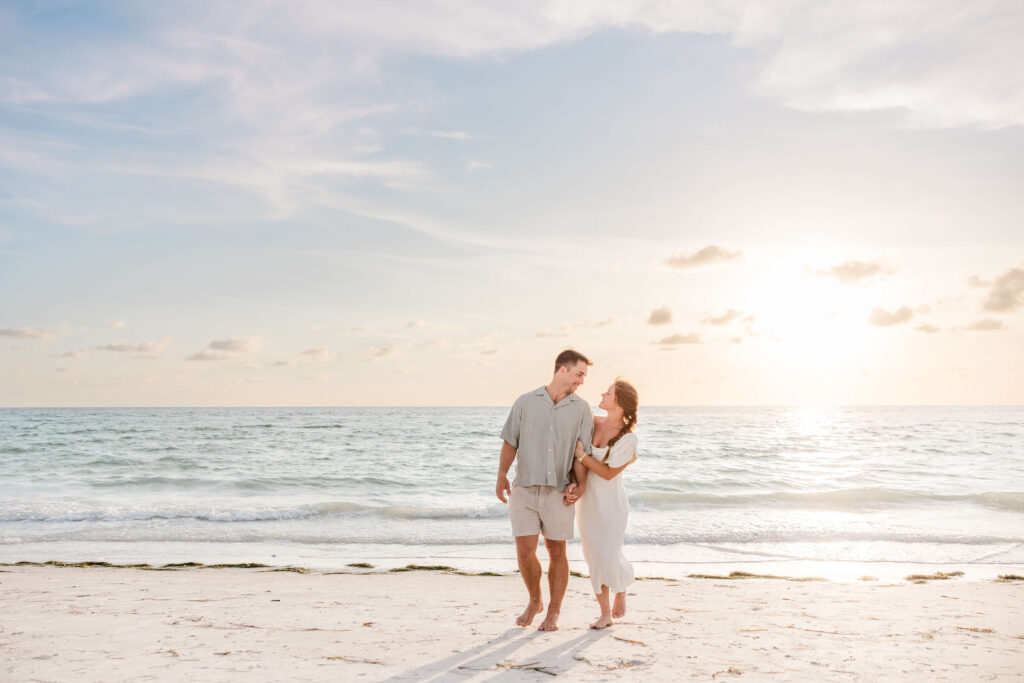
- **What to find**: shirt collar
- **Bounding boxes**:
[534,386,581,407]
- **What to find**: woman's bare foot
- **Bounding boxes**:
[516,599,544,627]
[612,592,626,618]
[538,610,560,631]
[590,614,614,629]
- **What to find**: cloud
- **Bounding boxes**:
[480,348,499,355]
[0,326,60,340]
[981,267,1024,313]
[700,308,744,326]
[655,333,702,346]
[186,349,232,361]
[967,275,990,287]
[365,345,398,361]
[299,346,335,363]
[100,338,172,354]
[535,316,613,338]
[466,160,491,171]
[406,320,427,329]
[208,336,263,353]
[868,306,913,327]
[272,359,298,367]
[647,306,672,326]
[915,324,940,334]
[535,327,570,339]
[401,129,476,140]
[665,245,742,269]
[963,318,1004,332]
[107,321,127,329]
[51,349,89,358]
[577,316,614,329]
[815,259,893,284]
[303,372,333,382]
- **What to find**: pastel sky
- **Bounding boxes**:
[2,1,1023,407]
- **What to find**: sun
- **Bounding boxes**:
[748,260,874,404]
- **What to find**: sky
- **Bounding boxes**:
[1,1,1023,407]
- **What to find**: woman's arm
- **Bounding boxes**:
[573,439,636,481]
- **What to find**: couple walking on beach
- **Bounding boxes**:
[496,349,639,631]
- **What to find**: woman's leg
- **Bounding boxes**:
[591,585,613,629]
[612,591,626,618]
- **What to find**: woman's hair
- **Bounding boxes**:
[606,377,638,454]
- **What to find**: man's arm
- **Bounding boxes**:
[496,440,517,503]
[497,399,522,503]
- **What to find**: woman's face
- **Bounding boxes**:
[599,384,617,412]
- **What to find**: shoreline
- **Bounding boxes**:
[2,565,1022,681]
[4,558,1024,584]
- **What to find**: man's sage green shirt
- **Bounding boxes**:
[501,386,594,491]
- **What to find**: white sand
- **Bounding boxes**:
[1,565,1022,681]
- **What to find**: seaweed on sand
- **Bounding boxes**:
[904,571,964,583]
[688,571,827,582]
[388,564,458,572]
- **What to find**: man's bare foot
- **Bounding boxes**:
[612,592,626,618]
[538,610,560,631]
[516,599,544,627]
[590,614,613,630]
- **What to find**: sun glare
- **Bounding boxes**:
[749,263,872,405]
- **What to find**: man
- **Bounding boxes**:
[496,349,595,631]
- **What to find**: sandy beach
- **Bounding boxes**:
[2,564,1022,681]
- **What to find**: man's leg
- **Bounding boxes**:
[515,534,544,627]
[538,538,568,631]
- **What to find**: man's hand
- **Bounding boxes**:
[496,473,511,503]
[563,482,584,506]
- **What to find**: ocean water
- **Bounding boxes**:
[2,406,1023,576]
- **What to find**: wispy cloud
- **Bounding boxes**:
[915,324,940,334]
[299,346,335,363]
[208,336,263,353]
[700,309,745,326]
[107,321,127,329]
[0,326,61,340]
[815,259,893,285]
[466,160,491,171]
[962,318,1004,332]
[365,345,398,361]
[981,266,1024,313]
[868,306,913,327]
[100,338,172,355]
[51,349,89,358]
[187,335,261,360]
[665,245,742,269]
[655,333,702,346]
[401,129,476,140]
[647,306,672,325]
[186,349,234,361]
[535,316,614,338]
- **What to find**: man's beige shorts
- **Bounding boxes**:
[509,485,575,541]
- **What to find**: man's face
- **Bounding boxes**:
[561,361,588,393]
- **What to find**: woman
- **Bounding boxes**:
[573,378,638,630]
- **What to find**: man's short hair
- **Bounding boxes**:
[554,349,592,372]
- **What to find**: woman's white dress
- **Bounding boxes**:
[577,432,636,595]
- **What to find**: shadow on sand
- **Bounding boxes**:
[383,626,610,681]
